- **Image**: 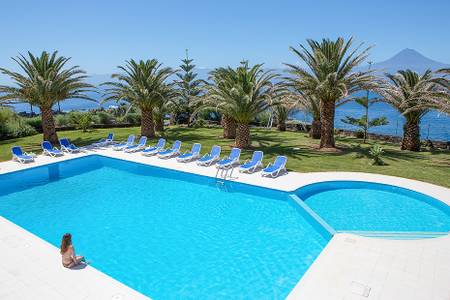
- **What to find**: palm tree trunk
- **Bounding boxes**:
[401,118,421,151]
[40,106,59,145]
[155,116,164,132]
[221,114,236,139]
[169,113,176,126]
[319,100,335,148]
[141,108,155,137]
[277,120,286,131]
[186,112,192,127]
[235,123,250,148]
[310,119,321,139]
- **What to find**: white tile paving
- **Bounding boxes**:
[288,234,450,300]
[0,147,449,299]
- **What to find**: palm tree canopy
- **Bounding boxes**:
[285,37,376,103]
[376,69,450,117]
[0,51,94,108]
[102,59,174,111]
[435,68,450,113]
[203,61,283,124]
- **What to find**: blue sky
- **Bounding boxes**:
[1,0,449,74]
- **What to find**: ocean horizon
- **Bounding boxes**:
[10,97,449,142]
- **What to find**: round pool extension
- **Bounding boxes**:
[295,181,450,234]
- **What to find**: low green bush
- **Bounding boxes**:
[24,116,42,131]
[123,113,141,125]
[355,130,365,139]
[96,111,114,125]
[192,118,206,128]
[4,121,37,138]
[55,114,71,127]
[77,112,94,132]
[369,144,385,165]
[66,111,94,131]
[0,109,37,139]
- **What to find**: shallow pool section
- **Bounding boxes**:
[297,181,450,232]
[0,155,328,299]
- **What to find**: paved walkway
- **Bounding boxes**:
[288,234,450,300]
[0,148,449,299]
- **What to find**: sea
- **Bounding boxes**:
[10,93,450,142]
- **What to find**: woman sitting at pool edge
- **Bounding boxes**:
[60,233,85,268]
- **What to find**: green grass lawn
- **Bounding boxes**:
[1,126,449,187]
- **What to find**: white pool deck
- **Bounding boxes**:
[0,147,449,299]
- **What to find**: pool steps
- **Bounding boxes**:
[289,194,336,240]
[288,194,448,240]
[340,230,449,239]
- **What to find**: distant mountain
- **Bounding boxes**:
[367,48,450,74]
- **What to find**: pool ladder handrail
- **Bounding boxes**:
[215,165,235,180]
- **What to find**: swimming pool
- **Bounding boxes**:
[1,155,449,298]
[296,181,450,233]
[0,155,328,299]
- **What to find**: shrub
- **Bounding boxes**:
[0,108,15,123]
[67,111,82,125]
[0,109,37,139]
[91,114,101,125]
[197,109,220,122]
[76,112,94,132]
[256,111,272,126]
[5,121,37,138]
[122,113,141,125]
[96,111,114,125]
[24,116,42,131]
[355,130,365,139]
[68,111,94,131]
[55,114,71,127]
[369,144,385,165]
[192,118,206,128]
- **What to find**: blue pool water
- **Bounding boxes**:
[297,181,450,232]
[0,156,328,299]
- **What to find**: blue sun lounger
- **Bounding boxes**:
[113,135,135,151]
[216,147,241,169]
[11,146,35,163]
[142,138,166,156]
[92,133,114,147]
[239,151,264,173]
[41,141,64,157]
[261,156,287,178]
[197,145,221,166]
[157,140,181,158]
[124,136,147,153]
[60,138,81,153]
[177,143,202,162]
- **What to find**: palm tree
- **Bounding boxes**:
[285,37,375,148]
[221,114,237,139]
[153,84,176,132]
[289,91,321,138]
[102,59,174,137]
[436,68,450,114]
[204,61,280,148]
[376,69,449,151]
[271,94,298,131]
[0,51,93,145]
[341,97,388,143]
[273,103,289,131]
